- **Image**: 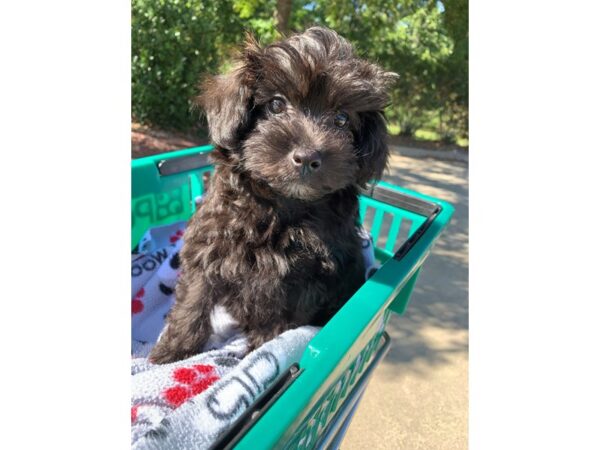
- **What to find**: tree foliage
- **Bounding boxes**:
[131,0,244,129]
[132,0,468,138]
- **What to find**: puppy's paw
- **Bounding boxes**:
[148,343,177,365]
[246,323,294,352]
[148,340,196,365]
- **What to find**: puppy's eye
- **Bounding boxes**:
[268,97,286,114]
[334,112,349,128]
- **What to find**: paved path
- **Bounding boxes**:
[342,150,469,449]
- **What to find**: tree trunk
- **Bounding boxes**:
[274,0,293,35]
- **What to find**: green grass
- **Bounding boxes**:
[456,137,469,147]
[387,122,468,148]
[414,129,440,141]
[388,123,401,135]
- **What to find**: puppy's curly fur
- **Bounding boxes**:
[150,27,397,364]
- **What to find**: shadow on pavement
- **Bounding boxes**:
[378,151,469,376]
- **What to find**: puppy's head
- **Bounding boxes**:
[198,27,397,201]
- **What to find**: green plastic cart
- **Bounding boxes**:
[132,146,454,449]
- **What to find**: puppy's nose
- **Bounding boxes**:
[291,149,322,172]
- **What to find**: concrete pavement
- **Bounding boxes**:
[342,149,469,449]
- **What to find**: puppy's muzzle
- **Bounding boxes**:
[290,148,322,176]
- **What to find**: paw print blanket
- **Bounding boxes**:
[131,220,378,449]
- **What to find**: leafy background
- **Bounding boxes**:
[132,0,468,146]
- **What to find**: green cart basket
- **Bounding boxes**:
[132,146,454,449]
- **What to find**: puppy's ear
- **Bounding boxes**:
[197,70,250,150]
[355,111,390,186]
[354,69,398,185]
[196,36,261,151]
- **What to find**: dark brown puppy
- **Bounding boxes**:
[150,27,397,364]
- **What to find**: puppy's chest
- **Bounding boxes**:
[191,200,360,280]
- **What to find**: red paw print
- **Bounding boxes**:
[132,287,145,314]
[169,229,184,244]
[131,405,138,423]
[163,364,219,408]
